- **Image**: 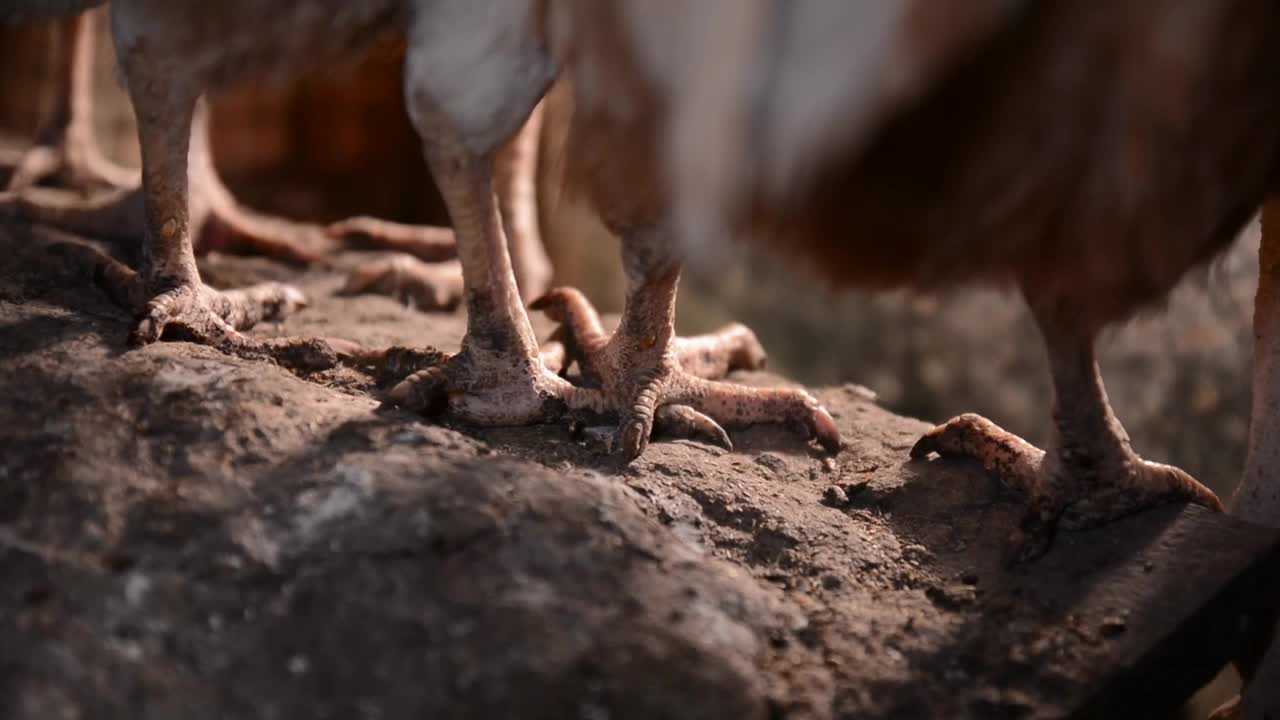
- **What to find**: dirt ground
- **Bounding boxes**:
[2,218,1276,720]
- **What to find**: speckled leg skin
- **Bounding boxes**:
[49,241,334,372]
[912,318,1222,563]
[531,286,769,381]
[1235,203,1280,525]
[328,102,551,310]
[495,100,552,304]
[4,11,138,194]
[340,256,464,311]
[380,102,605,427]
[529,234,840,460]
[95,51,319,368]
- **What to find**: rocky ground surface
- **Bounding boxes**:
[1,220,1276,720]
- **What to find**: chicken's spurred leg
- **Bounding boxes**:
[4,10,138,193]
[1234,202,1280,527]
[912,299,1223,562]
[526,228,838,459]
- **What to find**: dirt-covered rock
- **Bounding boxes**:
[0,220,1274,720]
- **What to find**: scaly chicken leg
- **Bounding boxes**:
[334,100,553,308]
[381,6,614,427]
[3,9,327,264]
[383,120,590,424]
[5,11,137,193]
[9,99,331,263]
[531,285,772,448]
[529,226,839,459]
[76,27,316,358]
[912,298,1223,562]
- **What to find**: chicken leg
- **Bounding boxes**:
[2,9,331,264]
[10,21,559,305]
[381,7,612,427]
[912,298,1223,562]
[5,8,557,307]
[528,226,839,459]
[72,36,321,362]
[5,11,137,193]
[332,100,553,309]
[383,117,598,424]
[531,285,774,448]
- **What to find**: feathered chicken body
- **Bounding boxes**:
[549,0,1280,557]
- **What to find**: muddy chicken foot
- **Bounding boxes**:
[531,286,778,449]
[49,240,339,371]
[24,43,330,368]
[911,305,1222,563]
[526,229,839,460]
[371,49,619,429]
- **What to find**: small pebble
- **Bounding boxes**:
[843,383,878,402]
[391,429,427,446]
[755,452,786,472]
[124,572,152,607]
[823,485,849,506]
[842,479,871,498]
[288,654,311,675]
[901,543,933,564]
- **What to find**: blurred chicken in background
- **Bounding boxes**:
[0,9,553,311]
[543,0,1280,714]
